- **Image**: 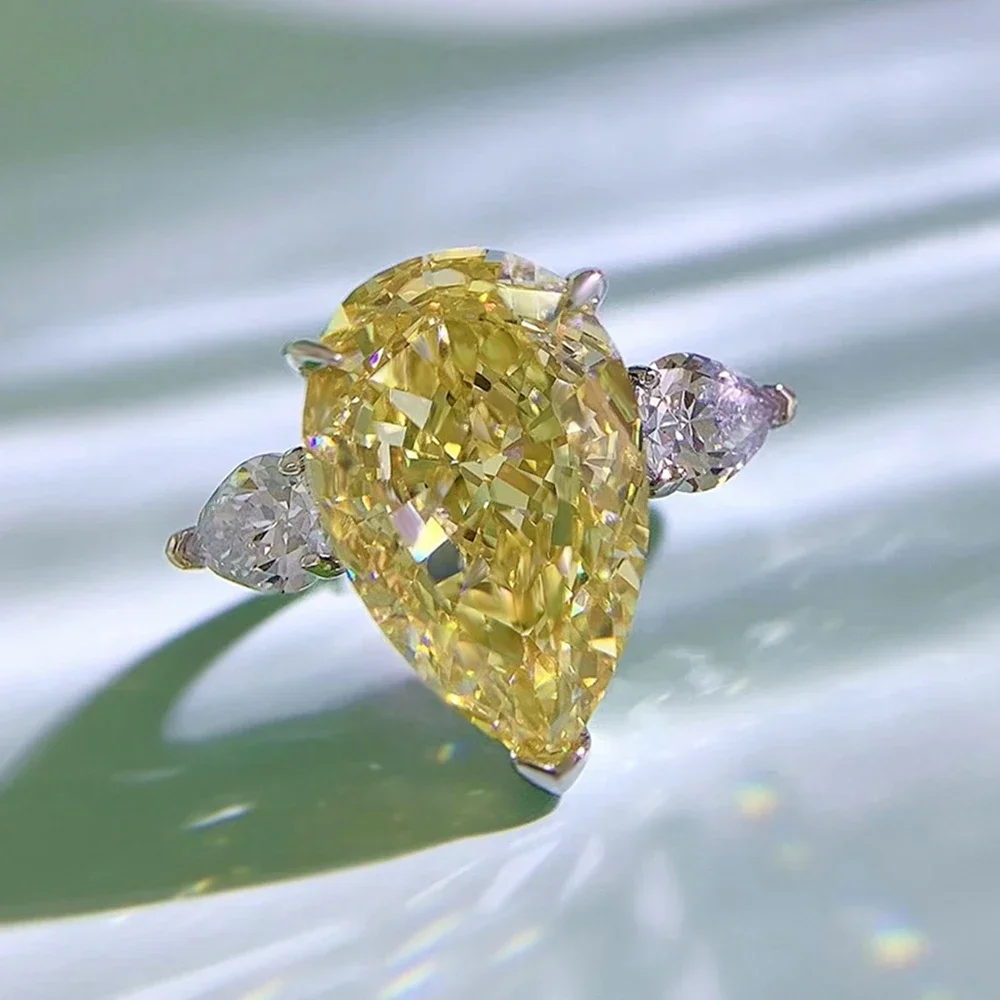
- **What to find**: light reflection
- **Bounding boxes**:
[378,960,436,999]
[494,925,543,962]
[734,780,780,821]
[392,913,461,964]
[239,982,283,1000]
[112,767,182,785]
[175,877,214,898]
[184,802,255,832]
[868,916,928,969]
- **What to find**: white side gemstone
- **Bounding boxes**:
[195,453,331,593]
[636,353,780,494]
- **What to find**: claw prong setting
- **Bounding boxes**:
[563,268,608,314]
[512,730,591,796]
[762,383,798,428]
[278,446,307,477]
[165,527,204,571]
[283,340,343,376]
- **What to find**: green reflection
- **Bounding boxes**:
[648,505,667,564]
[0,590,553,922]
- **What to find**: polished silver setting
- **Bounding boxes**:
[563,268,608,313]
[512,730,591,796]
[277,445,307,477]
[628,364,659,391]
[282,340,343,376]
[762,383,798,428]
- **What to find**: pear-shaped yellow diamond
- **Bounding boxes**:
[303,249,648,768]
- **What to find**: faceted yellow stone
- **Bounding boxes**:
[303,248,649,768]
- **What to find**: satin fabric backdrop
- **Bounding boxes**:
[1,1,998,997]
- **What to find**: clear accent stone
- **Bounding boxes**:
[636,352,779,493]
[195,453,332,593]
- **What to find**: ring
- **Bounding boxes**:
[166,248,796,795]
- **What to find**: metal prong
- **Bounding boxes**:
[762,383,798,428]
[649,463,683,499]
[165,527,204,571]
[278,446,307,477]
[511,730,591,796]
[282,340,343,376]
[628,364,658,391]
[563,269,608,314]
[301,551,346,580]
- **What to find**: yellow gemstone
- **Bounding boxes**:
[303,248,649,768]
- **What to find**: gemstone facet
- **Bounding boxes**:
[636,352,781,493]
[196,453,332,593]
[303,248,649,768]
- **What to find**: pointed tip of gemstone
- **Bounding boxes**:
[512,733,591,796]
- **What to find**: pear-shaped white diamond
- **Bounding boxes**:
[636,353,781,494]
[195,453,331,593]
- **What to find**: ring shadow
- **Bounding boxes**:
[0,588,556,923]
